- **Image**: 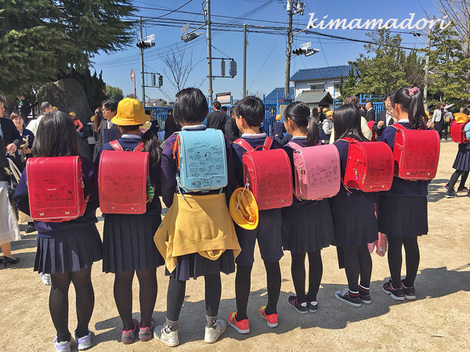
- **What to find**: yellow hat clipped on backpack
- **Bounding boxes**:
[454,112,470,124]
[229,187,259,230]
[111,98,150,126]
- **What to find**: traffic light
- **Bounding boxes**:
[136,40,155,49]
[292,48,306,55]
[152,74,156,87]
[229,60,237,77]
[158,74,163,87]
[292,48,319,56]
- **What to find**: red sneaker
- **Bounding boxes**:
[227,312,250,334]
[258,306,278,328]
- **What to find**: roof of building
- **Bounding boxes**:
[264,87,295,104]
[295,90,333,105]
[291,65,352,81]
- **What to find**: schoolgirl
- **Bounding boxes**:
[445,108,470,197]
[378,87,430,300]
[282,102,334,313]
[330,104,377,307]
[14,111,102,351]
[96,98,164,344]
[154,88,240,347]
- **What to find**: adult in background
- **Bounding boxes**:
[224,104,241,143]
[206,101,227,131]
[15,95,32,120]
[90,107,102,159]
[220,106,230,121]
[365,101,376,122]
[0,96,21,267]
[164,109,180,140]
[28,101,53,136]
[430,103,445,140]
[373,94,396,138]
[93,99,119,162]
[329,96,372,143]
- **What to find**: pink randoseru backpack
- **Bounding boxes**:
[287,142,341,201]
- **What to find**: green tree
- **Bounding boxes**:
[0,0,135,96]
[106,85,124,102]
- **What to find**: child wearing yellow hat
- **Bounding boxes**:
[272,114,286,143]
[95,98,164,344]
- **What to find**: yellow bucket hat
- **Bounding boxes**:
[111,98,150,126]
[322,107,328,112]
[276,114,282,121]
[229,187,259,230]
[326,110,333,117]
[454,112,470,124]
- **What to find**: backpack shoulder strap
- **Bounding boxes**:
[133,142,144,152]
[286,141,302,149]
[234,138,254,151]
[391,123,405,130]
[263,136,273,149]
[109,140,123,151]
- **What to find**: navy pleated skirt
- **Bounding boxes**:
[35,225,103,275]
[378,195,428,238]
[103,212,164,273]
[166,250,235,281]
[282,199,334,253]
[452,143,470,171]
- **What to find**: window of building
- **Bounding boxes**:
[310,84,324,90]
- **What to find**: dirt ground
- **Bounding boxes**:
[1,141,469,352]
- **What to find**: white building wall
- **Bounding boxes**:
[294,79,341,100]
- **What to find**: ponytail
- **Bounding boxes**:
[306,117,320,146]
[142,129,162,167]
[391,87,426,129]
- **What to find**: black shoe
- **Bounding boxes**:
[287,296,308,314]
[335,288,361,307]
[3,256,20,268]
[359,286,371,304]
[401,280,416,300]
[382,280,405,301]
[25,223,36,233]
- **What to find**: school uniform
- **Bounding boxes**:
[231,133,284,266]
[157,125,239,281]
[97,135,164,273]
[13,159,102,274]
[272,121,286,143]
[281,137,334,253]
[331,138,378,247]
[452,142,470,171]
[377,121,430,238]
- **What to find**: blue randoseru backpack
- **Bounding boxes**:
[172,128,228,192]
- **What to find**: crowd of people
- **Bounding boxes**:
[0,86,468,352]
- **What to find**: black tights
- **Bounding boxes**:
[342,244,372,292]
[235,261,281,320]
[448,170,469,191]
[290,251,323,303]
[166,274,221,322]
[114,268,157,330]
[387,236,420,288]
[50,267,94,342]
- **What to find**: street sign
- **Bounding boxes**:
[145,34,155,41]
[300,41,311,49]
[130,69,135,81]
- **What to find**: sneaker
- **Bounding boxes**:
[258,306,278,328]
[359,289,371,305]
[204,319,226,344]
[287,296,308,314]
[154,324,179,347]
[139,318,156,342]
[382,280,405,301]
[121,319,139,344]
[227,312,250,334]
[402,281,417,300]
[41,272,52,286]
[74,331,92,350]
[444,183,449,190]
[457,186,469,193]
[307,300,318,313]
[334,288,361,307]
[53,337,71,352]
[25,223,36,233]
[445,190,457,198]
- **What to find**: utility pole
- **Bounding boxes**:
[243,23,247,98]
[284,0,294,99]
[139,17,146,106]
[206,0,213,102]
[423,26,431,111]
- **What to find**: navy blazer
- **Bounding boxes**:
[0,117,21,147]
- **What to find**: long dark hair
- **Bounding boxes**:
[33,111,80,157]
[285,102,319,146]
[93,108,103,132]
[391,87,426,129]
[333,104,367,142]
[142,129,162,167]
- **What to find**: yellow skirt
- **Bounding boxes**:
[154,193,241,273]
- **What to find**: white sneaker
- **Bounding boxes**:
[53,337,71,352]
[204,319,226,344]
[154,325,179,347]
[75,330,92,350]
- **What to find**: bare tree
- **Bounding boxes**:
[436,0,470,56]
[160,45,198,99]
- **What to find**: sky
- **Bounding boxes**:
[92,0,444,103]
